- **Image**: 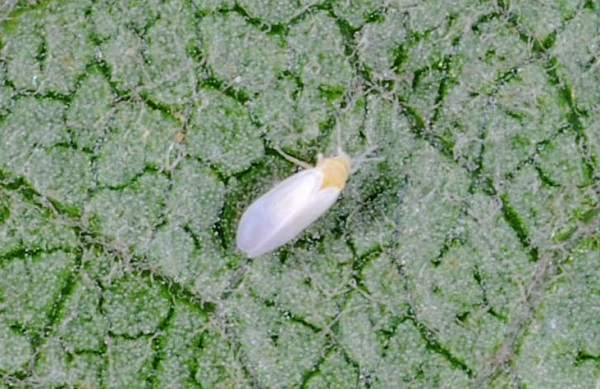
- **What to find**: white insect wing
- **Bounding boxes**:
[237,167,342,257]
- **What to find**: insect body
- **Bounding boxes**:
[236,152,351,258]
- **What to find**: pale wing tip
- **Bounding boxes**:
[236,240,268,258]
[236,223,274,258]
[236,229,257,258]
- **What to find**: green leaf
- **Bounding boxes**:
[0,1,598,387]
